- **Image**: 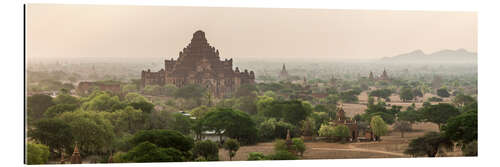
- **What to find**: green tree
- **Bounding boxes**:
[235,96,258,115]
[256,95,275,114]
[421,103,460,129]
[452,94,475,108]
[437,88,450,98]
[363,102,399,124]
[247,152,266,160]
[124,92,148,103]
[393,121,412,138]
[292,138,306,156]
[263,91,277,99]
[123,141,184,162]
[268,151,298,160]
[53,93,79,106]
[235,84,258,98]
[171,113,193,135]
[26,142,50,165]
[162,84,178,97]
[44,104,79,117]
[333,125,351,143]
[397,105,422,124]
[273,139,288,152]
[441,110,477,156]
[399,87,415,102]
[339,90,359,103]
[258,100,312,125]
[129,129,194,155]
[81,92,124,112]
[370,116,388,141]
[121,83,138,94]
[223,139,240,161]
[192,140,219,161]
[369,89,392,100]
[29,118,73,155]
[58,111,115,154]
[325,94,339,107]
[202,108,258,145]
[129,101,154,114]
[174,84,206,106]
[146,110,174,130]
[27,94,55,123]
[113,106,146,134]
[413,88,423,99]
[143,85,162,96]
[301,117,316,136]
[318,124,336,142]
[190,105,214,118]
[404,132,453,157]
[461,140,478,156]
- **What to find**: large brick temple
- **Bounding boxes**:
[141,30,255,98]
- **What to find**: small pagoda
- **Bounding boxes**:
[70,143,81,164]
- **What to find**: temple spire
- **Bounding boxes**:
[70,143,81,164]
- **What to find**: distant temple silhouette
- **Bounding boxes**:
[369,68,390,81]
[279,64,289,81]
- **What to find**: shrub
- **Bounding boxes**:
[318,124,336,142]
[130,129,194,153]
[247,152,266,160]
[123,141,184,162]
[27,142,50,165]
[427,97,443,102]
[223,139,240,161]
[292,138,306,156]
[268,150,298,160]
[111,152,129,163]
[333,125,350,143]
[437,88,450,98]
[273,139,288,152]
[192,140,219,161]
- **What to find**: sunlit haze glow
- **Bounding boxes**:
[27,4,477,62]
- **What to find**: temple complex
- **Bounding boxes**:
[369,68,390,81]
[141,30,255,98]
[329,104,359,141]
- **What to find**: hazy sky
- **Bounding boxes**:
[27,4,477,62]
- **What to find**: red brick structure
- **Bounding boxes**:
[70,144,81,164]
[330,104,359,141]
[141,30,255,98]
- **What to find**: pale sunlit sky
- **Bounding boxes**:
[27,4,477,61]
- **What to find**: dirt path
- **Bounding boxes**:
[309,144,406,157]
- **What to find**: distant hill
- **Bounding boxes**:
[381,49,477,64]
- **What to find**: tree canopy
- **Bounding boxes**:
[27,142,50,165]
[202,108,258,145]
[29,118,73,153]
[404,132,453,157]
[421,103,460,129]
[370,116,388,141]
[27,94,55,122]
[192,140,219,161]
[223,138,240,161]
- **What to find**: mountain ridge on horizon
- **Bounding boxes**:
[381,49,477,64]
